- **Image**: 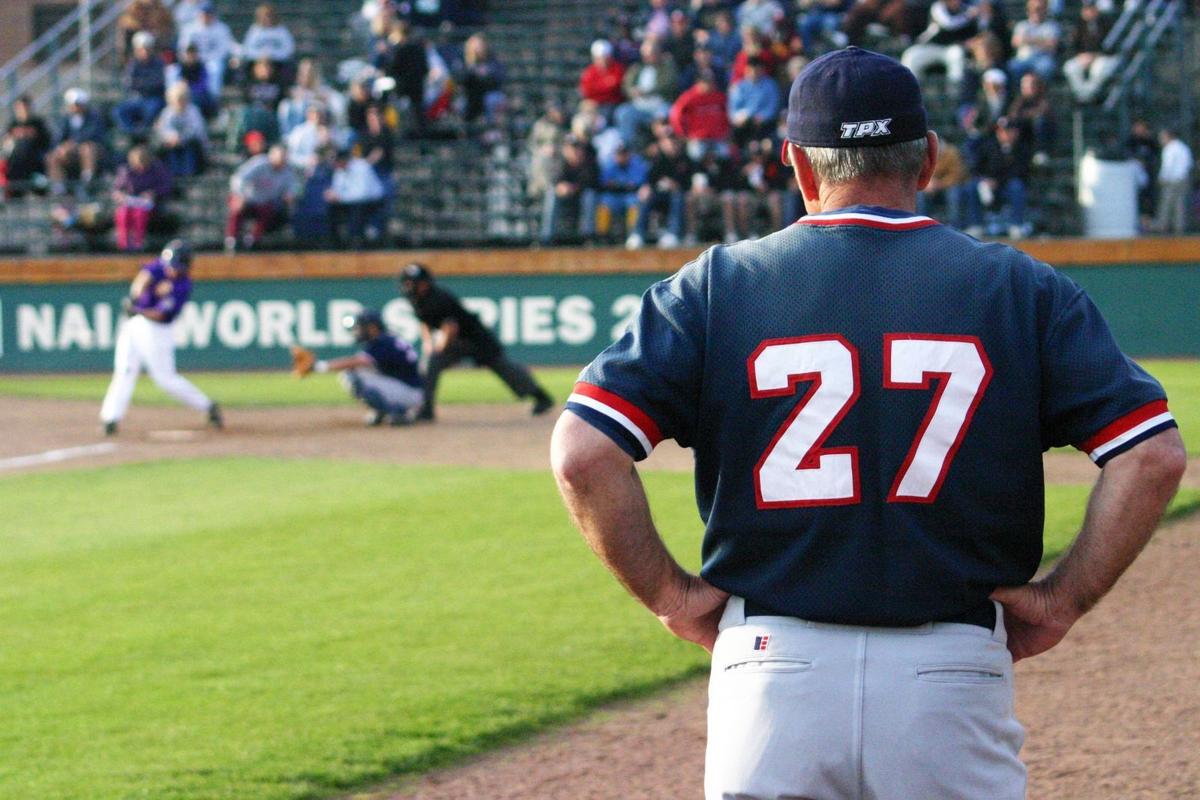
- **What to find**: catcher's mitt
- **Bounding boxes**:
[290,345,317,378]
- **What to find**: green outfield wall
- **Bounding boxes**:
[0,258,1196,372]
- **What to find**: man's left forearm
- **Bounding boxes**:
[1042,427,1186,618]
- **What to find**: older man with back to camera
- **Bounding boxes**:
[552,47,1185,800]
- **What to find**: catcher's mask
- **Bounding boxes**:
[345,310,383,343]
[161,239,193,274]
[398,262,431,298]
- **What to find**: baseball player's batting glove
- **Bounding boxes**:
[121,297,137,317]
[290,345,317,378]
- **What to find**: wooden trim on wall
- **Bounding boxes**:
[1,237,1198,284]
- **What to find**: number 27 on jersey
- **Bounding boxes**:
[748,334,992,509]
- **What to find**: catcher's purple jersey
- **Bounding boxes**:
[132,260,191,324]
[566,206,1176,626]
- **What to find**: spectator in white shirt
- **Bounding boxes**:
[278,59,347,136]
[902,0,979,86]
[1008,0,1060,82]
[736,0,785,36]
[173,0,205,32]
[238,3,296,83]
[1154,129,1193,235]
[286,105,338,172]
[226,142,296,250]
[1062,1,1117,103]
[324,149,386,247]
[179,2,234,97]
[153,81,208,176]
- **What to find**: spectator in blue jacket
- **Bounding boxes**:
[679,42,729,93]
[47,88,109,194]
[797,0,853,52]
[727,56,779,148]
[597,140,650,242]
[698,10,742,70]
[113,32,168,139]
[628,127,691,249]
[170,43,217,118]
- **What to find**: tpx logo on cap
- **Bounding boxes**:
[840,119,892,139]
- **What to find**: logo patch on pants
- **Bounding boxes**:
[753,635,770,652]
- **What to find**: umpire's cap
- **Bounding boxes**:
[398,262,432,297]
[785,47,927,148]
[161,239,193,272]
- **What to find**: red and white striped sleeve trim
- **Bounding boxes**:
[797,212,939,231]
[567,382,664,457]
[1077,400,1175,463]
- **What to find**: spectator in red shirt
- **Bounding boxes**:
[669,69,730,160]
[730,27,780,84]
[579,40,625,113]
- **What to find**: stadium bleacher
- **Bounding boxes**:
[0,0,1192,254]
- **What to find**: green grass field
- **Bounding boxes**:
[2,458,1197,800]
[1144,360,1200,454]
[0,359,1194,452]
[0,367,582,409]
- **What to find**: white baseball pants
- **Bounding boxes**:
[705,597,1026,800]
[100,315,212,424]
[340,369,424,413]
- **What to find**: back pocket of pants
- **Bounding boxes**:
[916,663,1004,684]
[724,658,813,674]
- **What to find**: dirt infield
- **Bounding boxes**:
[2,396,1197,800]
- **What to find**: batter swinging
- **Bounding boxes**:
[100,239,222,435]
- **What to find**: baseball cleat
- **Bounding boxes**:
[532,393,555,416]
[207,403,224,429]
[103,421,118,436]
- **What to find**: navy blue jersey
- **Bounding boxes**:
[567,206,1176,627]
[363,334,423,388]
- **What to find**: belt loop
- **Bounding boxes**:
[991,599,1006,643]
[718,595,746,631]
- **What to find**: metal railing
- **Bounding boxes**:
[0,0,177,116]
[1103,0,1184,113]
[1102,0,1146,54]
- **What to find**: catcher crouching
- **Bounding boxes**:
[291,310,424,426]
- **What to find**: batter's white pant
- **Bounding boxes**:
[705,597,1026,800]
[100,315,212,424]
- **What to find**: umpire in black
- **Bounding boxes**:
[399,262,555,421]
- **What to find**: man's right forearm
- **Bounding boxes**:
[1043,428,1186,620]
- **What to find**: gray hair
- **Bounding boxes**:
[800,137,929,186]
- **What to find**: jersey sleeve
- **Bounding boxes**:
[362,337,396,368]
[1040,276,1176,466]
[566,259,708,461]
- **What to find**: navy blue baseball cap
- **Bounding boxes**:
[786,47,927,148]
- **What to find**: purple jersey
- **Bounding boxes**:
[567,206,1176,627]
[132,260,192,324]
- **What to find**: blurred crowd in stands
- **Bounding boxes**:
[0,0,1194,254]
[0,0,497,252]
[530,0,1195,247]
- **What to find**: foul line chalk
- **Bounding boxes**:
[0,443,117,471]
